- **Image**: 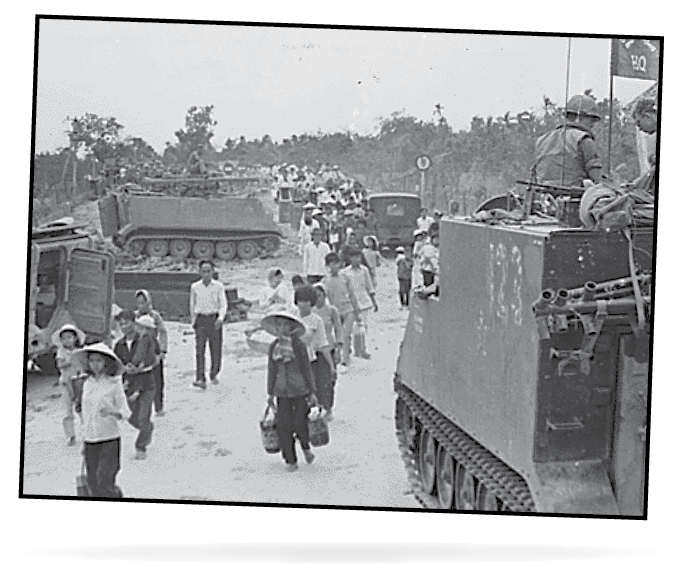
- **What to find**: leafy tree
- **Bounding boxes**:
[173,105,218,161]
[66,113,124,164]
[116,136,158,165]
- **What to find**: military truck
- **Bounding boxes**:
[394,183,653,515]
[98,183,283,261]
[27,220,114,374]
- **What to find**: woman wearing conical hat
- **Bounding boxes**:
[262,312,318,472]
[72,343,131,498]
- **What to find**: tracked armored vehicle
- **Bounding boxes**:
[394,184,654,515]
[98,179,282,261]
[28,220,114,374]
[142,175,260,198]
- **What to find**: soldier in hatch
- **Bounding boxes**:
[533,95,604,187]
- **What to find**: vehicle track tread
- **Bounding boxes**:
[395,381,535,512]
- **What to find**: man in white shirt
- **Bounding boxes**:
[303,228,331,284]
[417,207,434,232]
[189,260,228,389]
[298,203,320,255]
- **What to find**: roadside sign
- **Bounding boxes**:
[415,154,432,172]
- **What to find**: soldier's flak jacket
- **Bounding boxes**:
[533,121,603,187]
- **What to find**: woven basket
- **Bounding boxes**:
[259,404,280,454]
[76,460,90,497]
[309,408,330,447]
[353,322,366,358]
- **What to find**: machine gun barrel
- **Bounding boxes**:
[533,296,651,317]
[532,288,556,311]
[564,274,651,300]
[515,180,586,197]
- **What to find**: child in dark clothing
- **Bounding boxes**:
[291,274,306,292]
[395,246,413,308]
[263,312,318,472]
[114,312,157,460]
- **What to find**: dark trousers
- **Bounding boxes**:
[312,356,334,411]
[275,395,311,465]
[129,388,155,452]
[153,359,165,413]
[307,275,324,285]
[398,278,411,306]
[422,270,435,287]
[194,314,223,382]
[84,437,123,498]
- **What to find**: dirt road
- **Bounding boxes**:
[22,237,420,509]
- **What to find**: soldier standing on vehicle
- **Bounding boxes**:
[533,95,604,187]
[188,144,207,176]
[632,98,658,195]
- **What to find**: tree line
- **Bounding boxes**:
[33,93,642,223]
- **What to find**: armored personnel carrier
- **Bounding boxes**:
[142,174,260,198]
[28,220,114,373]
[394,183,653,515]
[98,178,283,261]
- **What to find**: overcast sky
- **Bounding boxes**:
[35,19,655,154]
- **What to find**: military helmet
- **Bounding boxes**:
[565,95,601,119]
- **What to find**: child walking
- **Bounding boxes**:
[395,247,413,309]
[362,235,382,288]
[322,252,361,372]
[53,324,86,446]
[73,343,131,498]
[127,315,158,460]
[134,289,168,417]
[314,284,342,421]
[342,246,378,360]
[113,310,157,461]
[263,312,318,472]
[294,285,337,420]
[419,225,440,288]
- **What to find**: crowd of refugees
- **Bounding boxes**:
[53,287,168,497]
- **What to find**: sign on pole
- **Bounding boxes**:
[415,154,432,172]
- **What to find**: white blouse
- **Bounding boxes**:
[81,374,132,443]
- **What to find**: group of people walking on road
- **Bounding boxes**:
[53,287,169,497]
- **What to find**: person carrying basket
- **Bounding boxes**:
[263,312,318,472]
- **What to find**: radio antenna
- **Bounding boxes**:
[561,37,573,185]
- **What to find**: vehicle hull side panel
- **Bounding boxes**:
[611,336,649,516]
[127,195,280,234]
[397,220,545,480]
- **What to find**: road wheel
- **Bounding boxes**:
[237,240,258,261]
[129,239,146,257]
[263,236,280,253]
[476,482,500,512]
[455,464,476,510]
[192,241,214,260]
[169,239,191,260]
[146,239,169,258]
[436,446,455,510]
[215,241,237,261]
[417,427,437,494]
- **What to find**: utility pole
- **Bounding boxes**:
[72,141,77,199]
[420,170,426,204]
